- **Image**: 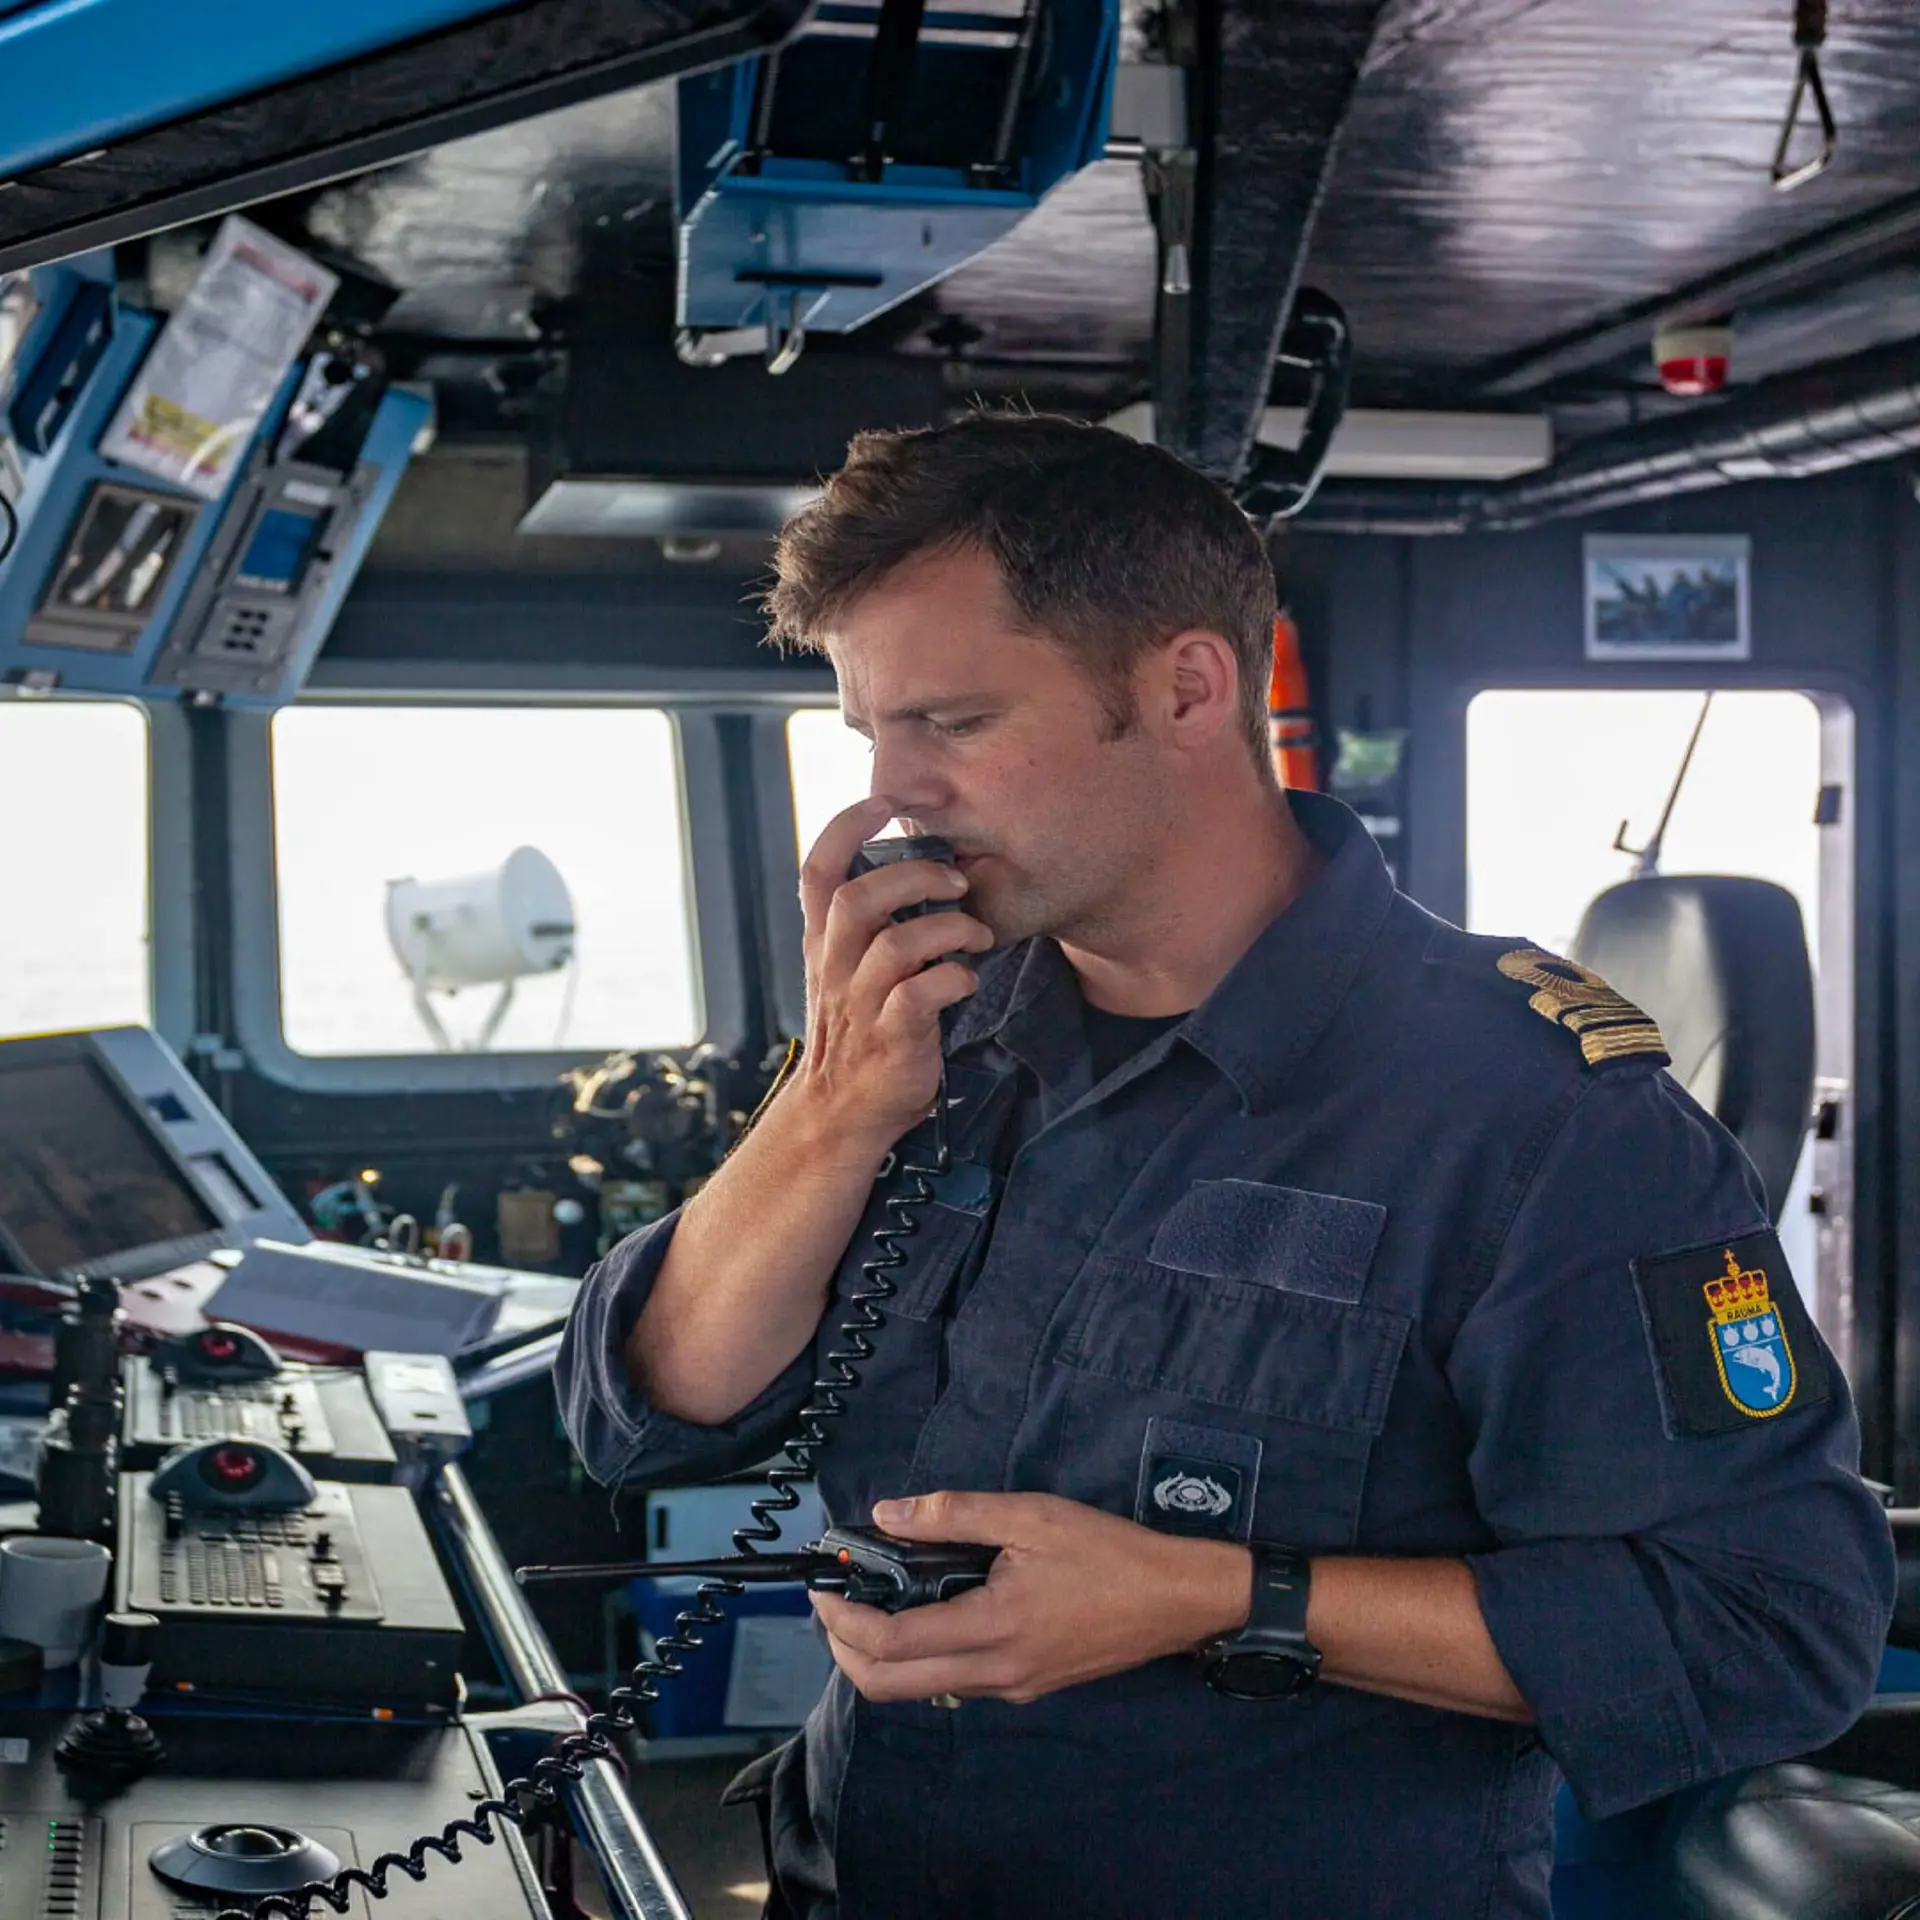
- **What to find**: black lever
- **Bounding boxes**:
[517,1523,998,1614]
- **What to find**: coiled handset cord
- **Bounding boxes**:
[222,1072,952,1920]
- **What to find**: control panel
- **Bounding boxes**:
[0,1713,542,1920]
[122,1328,399,1483]
[117,1446,464,1711]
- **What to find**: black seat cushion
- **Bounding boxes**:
[1571,876,1815,1215]
[1665,1764,1920,1920]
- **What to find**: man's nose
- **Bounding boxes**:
[870,736,950,816]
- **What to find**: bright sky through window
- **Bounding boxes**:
[273,705,701,1055]
[0,699,151,1042]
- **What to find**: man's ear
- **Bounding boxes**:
[1161,629,1242,744]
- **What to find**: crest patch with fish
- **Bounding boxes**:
[1632,1229,1829,1438]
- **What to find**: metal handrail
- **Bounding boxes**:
[429,1463,694,1920]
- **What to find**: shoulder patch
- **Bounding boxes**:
[1495,946,1668,1069]
[1632,1231,1830,1437]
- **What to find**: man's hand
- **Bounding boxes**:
[809,1491,1252,1705]
[795,797,997,1152]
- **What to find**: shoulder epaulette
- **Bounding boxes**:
[1495,945,1669,1070]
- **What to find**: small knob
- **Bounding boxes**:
[280,1393,297,1414]
[312,1531,333,1560]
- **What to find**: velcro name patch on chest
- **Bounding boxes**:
[1632,1229,1830,1437]
[1134,1418,1261,1541]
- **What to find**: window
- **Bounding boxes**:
[0,700,150,1041]
[1465,690,1822,956]
[1466,688,1828,1311]
[271,706,700,1056]
[788,707,874,860]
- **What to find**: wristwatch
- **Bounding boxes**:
[1199,1544,1320,1701]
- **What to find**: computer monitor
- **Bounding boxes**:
[0,1028,309,1280]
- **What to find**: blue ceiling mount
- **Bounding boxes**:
[676,0,1118,363]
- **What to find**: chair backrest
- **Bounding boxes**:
[1569,876,1814,1218]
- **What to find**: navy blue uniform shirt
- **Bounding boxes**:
[557,791,1894,1920]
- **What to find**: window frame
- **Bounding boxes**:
[760,699,844,1041]
[228,693,745,1092]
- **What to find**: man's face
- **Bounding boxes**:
[828,545,1172,947]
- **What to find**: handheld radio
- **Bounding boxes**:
[229,835,994,1920]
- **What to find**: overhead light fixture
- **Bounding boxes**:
[1105,403,1553,482]
[519,478,819,538]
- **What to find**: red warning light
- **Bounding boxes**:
[1653,324,1734,398]
[211,1447,258,1483]
[201,1332,238,1359]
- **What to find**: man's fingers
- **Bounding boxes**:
[798,794,897,935]
[811,1584,1002,1663]
[848,911,993,1002]
[870,1489,1059,1548]
[820,1630,1022,1706]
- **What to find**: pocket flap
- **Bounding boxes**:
[1150,1179,1386,1304]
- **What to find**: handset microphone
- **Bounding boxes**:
[849,833,962,917]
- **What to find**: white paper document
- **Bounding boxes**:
[724,1613,834,1729]
[102,216,337,499]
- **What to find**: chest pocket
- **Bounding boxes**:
[1051,1185,1407,1549]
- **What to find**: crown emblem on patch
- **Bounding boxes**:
[1703,1245,1797,1418]
[1495,946,1668,1069]
[1705,1246,1774,1323]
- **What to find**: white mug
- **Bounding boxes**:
[0,1537,110,1667]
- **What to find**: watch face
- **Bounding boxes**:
[1206,1652,1318,1702]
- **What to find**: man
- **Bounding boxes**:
[557,414,1892,1919]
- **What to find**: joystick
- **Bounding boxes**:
[37,1379,122,1543]
[48,1277,122,1409]
[55,1611,164,1783]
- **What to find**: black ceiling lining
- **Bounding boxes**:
[1162,0,1391,482]
[87,0,1920,478]
[0,0,808,277]
[1298,0,1920,396]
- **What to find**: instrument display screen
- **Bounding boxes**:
[0,1054,217,1272]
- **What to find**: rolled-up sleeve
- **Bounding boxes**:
[554,1210,816,1487]
[1447,1066,1894,1821]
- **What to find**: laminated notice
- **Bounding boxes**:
[101,216,337,499]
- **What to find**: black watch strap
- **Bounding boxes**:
[1201,1544,1320,1700]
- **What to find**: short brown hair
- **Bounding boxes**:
[765,412,1277,769]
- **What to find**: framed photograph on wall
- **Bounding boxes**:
[1583,534,1751,662]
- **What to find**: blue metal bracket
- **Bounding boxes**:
[676,0,1118,355]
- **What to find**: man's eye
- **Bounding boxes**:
[938,717,985,738]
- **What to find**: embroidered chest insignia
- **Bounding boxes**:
[1153,1471,1234,1520]
[1705,1246,1798,1418]
[1495,946,1668,1068]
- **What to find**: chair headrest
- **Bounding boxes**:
[1571,876,1814,1215]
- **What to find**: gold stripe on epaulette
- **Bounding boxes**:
[1495,947,1667,1068]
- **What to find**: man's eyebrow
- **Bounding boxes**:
[843,700,985,734]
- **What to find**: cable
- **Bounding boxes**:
[0,487,17,567]
[221,1081,952,1920]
